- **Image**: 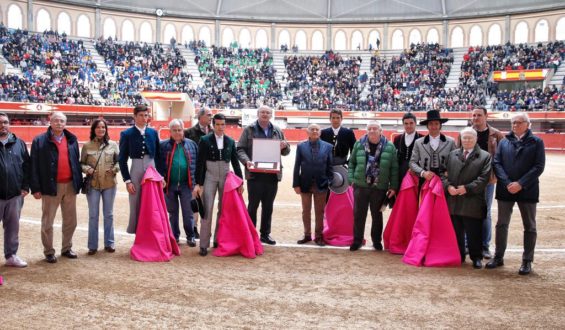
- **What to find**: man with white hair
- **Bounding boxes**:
[293,124,333,246]
[487,113,545,275]
[237,105,290,245]
[157,119,198,247]
[30,112,83,263]
[348,121,399,251]
[442,127,491,269]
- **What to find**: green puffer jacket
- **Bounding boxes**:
[348,135,399,190]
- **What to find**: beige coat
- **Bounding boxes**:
[80,140,119,190]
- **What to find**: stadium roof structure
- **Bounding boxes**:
[54,0,565,23]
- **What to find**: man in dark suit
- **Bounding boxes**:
[487,113,545,275]
[393,112,421,182]
[184,107,213,144]
[119,104,160,234]
[293,124,333,246]
[194,113,243,256]
[184,106,213,238]
[320,109,356,166]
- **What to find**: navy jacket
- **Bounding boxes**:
[0,133,30,199]
[30,128,82,195]
[119,125,160,182]
[493,129,545,203]
[320,126,356,165]
[157,138,198,191]
[293,139,334,193]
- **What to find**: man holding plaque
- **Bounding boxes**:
[237,105,291,245]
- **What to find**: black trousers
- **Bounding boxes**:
[247,175,278,237]
[451,215,483,262]
[353,186,387,246]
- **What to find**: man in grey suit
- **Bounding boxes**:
[442,127,492,269]
[410,110,456,182]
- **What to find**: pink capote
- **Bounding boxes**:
[130,166,180,262]
[383,171,420,254]
[213,172,263,259]
[322,187,355,246]
[402,175,460,267]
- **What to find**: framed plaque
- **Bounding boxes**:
[249,139,281,173]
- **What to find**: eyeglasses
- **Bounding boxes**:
[0,120,10,125]
[512,121,526,125]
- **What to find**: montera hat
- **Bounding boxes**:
[419,109,449,125]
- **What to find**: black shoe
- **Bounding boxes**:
[482,249,492,259]
[472,259,483,269]
[187,238,196,247]
[61,250,78,259]
[213,242,218,248]
[297,236,312,244]
[193,226,200,239]
[350,243,362,251]
[485,257,504,269]
[314,237,326,246]
[45,254,58,263]
[87,249,97,255]
[199,248,207,256]
[260,235,276,245]
[518,260,532,275]
[373,243,383,251]
[104,246,115,253]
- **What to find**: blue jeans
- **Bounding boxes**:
[165,184,194,241]
[86,186,116,250]
[482,183,495,250]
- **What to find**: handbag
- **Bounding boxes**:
[81,144,107,194]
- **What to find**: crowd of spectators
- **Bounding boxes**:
[0,25,98,104]
[492,85,564,111]
[363,43,453,111]
[284,51,363,110]
[95,37,191,106]
[191,44,282,109]
[1,25,564,112]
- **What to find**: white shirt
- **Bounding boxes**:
[215,134,224,149]
[332,126,341,135]
[429,135,440,151]
[200,125,209,134]
[404,132,416,147]
[135,124,146,136]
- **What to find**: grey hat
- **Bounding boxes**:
[329,165,349,194]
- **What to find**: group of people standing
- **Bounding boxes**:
[0,104,545,276]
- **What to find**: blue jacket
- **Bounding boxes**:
[293,139,334,193]
[0,133,30,199]
[30,128,82,195]
[119,125,160,182]
[493,129,545,203]
[157,138,198,191]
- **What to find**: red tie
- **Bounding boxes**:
[464,151,469,160]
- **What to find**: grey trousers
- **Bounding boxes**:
[200,160,230,249]
[494,200,537,262]
[0,195,23,259]
[127,156,155,234]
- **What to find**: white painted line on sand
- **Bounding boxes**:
[20,217,565,254]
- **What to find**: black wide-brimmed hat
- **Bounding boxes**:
[419,110,449,125]
[190,196,205,218]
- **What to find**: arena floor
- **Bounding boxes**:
[2,148,565,328]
